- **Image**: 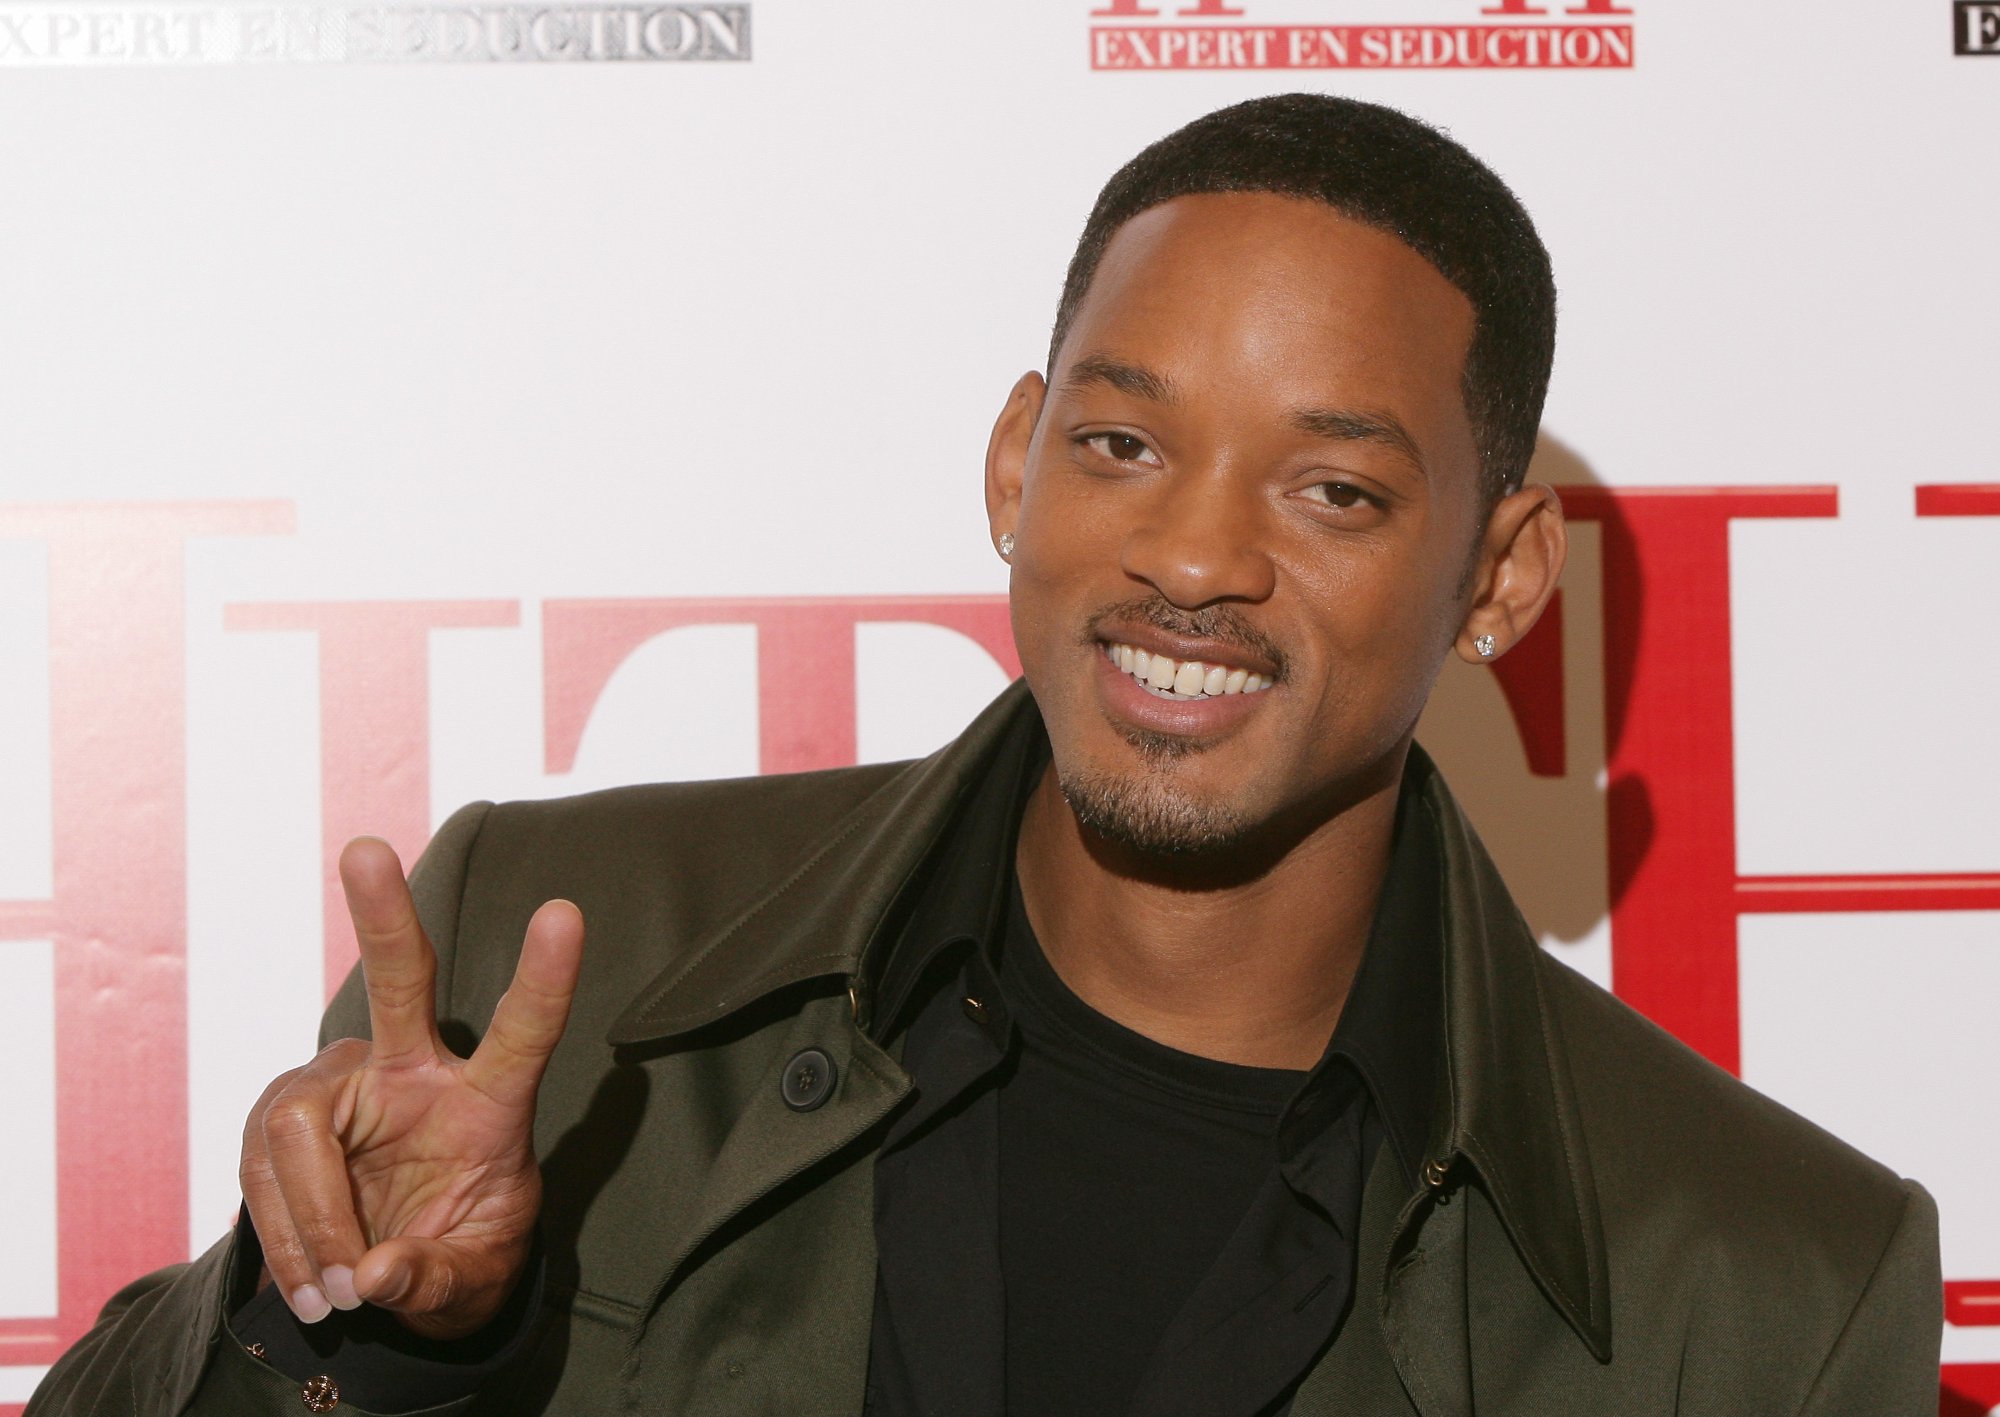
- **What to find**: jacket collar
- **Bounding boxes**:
[604,683,1029,1046]
[1408,748,1613,1361]
[608,680,1610,1360]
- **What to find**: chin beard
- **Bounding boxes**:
[1057,744,1254,858]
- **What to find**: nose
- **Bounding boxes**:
[1119,467,1277,609]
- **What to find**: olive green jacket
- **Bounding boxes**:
[31,683,1942,1416]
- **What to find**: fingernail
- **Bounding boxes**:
[290,1285,331,1323]
[321,1266,361,1311]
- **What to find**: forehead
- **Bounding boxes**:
[1056,192,1476,432]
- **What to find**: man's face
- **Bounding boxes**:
[990,191,1488,856]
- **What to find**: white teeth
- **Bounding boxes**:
[1103,641,1271,700]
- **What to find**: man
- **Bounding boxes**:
[31,93,1940,1417]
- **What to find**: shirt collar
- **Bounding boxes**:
[868,704,1048,1039]
[1312,777,1446,1191]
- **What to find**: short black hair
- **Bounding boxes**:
[1050,93,1555,500]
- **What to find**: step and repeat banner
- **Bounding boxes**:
[0,0,1995,1408]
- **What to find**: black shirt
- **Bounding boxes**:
[998,881,1306,1416]
[865,711,1444,1417]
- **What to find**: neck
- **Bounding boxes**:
[1013,750,1406,1071]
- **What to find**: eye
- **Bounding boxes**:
[1082,432,1160,465]
[1302,481,1371,509]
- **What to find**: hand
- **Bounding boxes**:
[238,836,585,1340]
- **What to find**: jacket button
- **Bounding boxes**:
[781,1048,837,1111]
[961,995,989,1025]
[300,1374,340,1411]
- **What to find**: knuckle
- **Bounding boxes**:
[238,1151,274,1192]
[293,1210,348,1257]
[417,1264,457,1314]
[250,1216,307,1277]
[365,973,433,1015]
[489,1016,551,1061]
[241,1070,300,1144]
[261,1096,325,1149]
[354,906,427,951]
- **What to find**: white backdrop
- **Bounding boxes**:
[1,0,1996,1408]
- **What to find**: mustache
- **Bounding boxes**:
[1081,597,1289,680]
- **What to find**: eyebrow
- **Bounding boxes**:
[1291,406,1428,478]
[1059,354,1181,406]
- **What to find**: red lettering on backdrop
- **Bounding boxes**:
[1558,486,1840,1073]
[224,601,519,998]
[1942,1366,2000,1417]
[542,596,1021,776]
[1483,0,1633,13]
[1919,486,2000,1417]
[1916,483,2000,517]
[0,502,291,1373]
[1534,482,2000,1043]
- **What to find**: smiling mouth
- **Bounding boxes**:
[1102,641,1274,701]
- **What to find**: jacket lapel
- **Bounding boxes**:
[1299,753,1614,1416]
[605,681,1034,1047]
[1414,753,1612,1362]
[602,684,1034,1313]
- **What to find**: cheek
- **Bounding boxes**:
[1011,473,1129,608]
[1283,540,1460,704]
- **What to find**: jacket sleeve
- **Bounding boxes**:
[24,803,495,1417]
[1794,1179,1944,1417]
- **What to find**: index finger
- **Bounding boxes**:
[339,836,440,1062]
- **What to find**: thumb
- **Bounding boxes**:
[353,1236,464,1315]
[354,1235,525,1340]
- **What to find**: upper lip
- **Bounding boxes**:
[1094,624,1280,679]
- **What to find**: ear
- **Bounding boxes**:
[984,370,1046,552]
[1456,482,1567,663]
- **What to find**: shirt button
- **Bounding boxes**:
[300,1375,340,1411]
[781,1048,837,1111]
[961,995,989,1025]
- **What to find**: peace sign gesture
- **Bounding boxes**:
[238,836,586,1341]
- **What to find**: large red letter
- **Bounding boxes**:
[1561,486,1839,1072]
[225,600,518,997]
[1551,485,2000,1075]
[542,596,1019,777]
[0,502,290,1374]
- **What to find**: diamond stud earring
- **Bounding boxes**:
[998,533,1015,559]
[1474,633,1497,659]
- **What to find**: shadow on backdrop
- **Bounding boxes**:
[1415,431,1650,978]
